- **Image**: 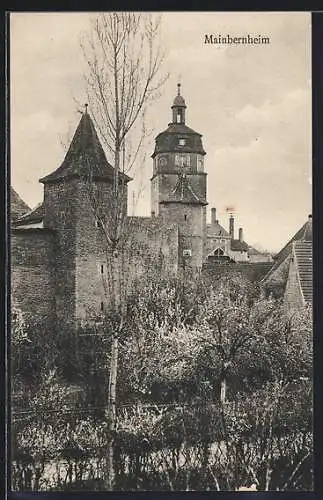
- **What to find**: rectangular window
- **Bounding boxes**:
[100,264,104,274]
[179,138,186,146]
[100,301,104,312]
[175,154,190,167]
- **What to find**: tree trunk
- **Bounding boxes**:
[107,334,118,490]
[220,377,227,404]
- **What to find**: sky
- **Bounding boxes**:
[10,12,311,253]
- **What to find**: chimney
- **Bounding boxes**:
[229,215,234,239]
[239,228,243,243]
[211,207,217,225]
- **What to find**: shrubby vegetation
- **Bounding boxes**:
[11,273,313,491]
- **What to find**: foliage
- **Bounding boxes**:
[12,274,313,491]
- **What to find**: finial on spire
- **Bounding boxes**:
[84,103,88,114]
[177,83,181,96]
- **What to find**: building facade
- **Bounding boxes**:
[12,85,309,329]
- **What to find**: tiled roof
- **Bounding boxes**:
[161,174,207,206]
[248,245,261,255]
[262,217,312,282]
[207,222,230,237]
[13,202,44,227]
[230,239,249,252]
[40,112,131,184]
[203,262,273,282]
[294,241,312,304]
[11,187,30,221]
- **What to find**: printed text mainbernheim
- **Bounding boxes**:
[204,34,270,45]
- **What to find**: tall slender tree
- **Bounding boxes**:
[81,12,168,489]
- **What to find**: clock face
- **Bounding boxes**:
[159,156,167,167]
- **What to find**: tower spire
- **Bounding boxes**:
[171,83,186,124]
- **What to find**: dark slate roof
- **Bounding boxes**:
[294,241,312,304]
[160,174,207,206]
[202,262,273,283]
[152,123,206,157]
[230,239,249,252]
[13,202,44,227]
[262,216,312,282]
[207,222,230,237]
[11,187,30,221]
[40,112,131,184]
[172,95,186,107]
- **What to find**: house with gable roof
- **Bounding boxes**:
[261,215,312,308]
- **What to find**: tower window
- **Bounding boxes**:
[100,301,104,312]
[175,154,191,167]
[95,219,100,228]
[179,138,186,146]
[176,111,182,123]
[184,214,187,221]
[99,264,105,275]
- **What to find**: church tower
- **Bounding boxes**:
[151,85,208,269]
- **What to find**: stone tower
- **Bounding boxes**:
[39,108,130,328]
[151,84,208,269]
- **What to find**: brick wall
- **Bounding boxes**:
[160,203,204,268]
[11,229,56,329]
[43,181,80,328]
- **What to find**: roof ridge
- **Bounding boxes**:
[162,173,206,205]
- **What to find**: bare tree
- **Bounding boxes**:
[81,12,168,489]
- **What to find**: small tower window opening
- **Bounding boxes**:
[100,264,104,274]
[100,301,104,312]
[179,138,186,146]
[197,155,204,172]
[176,111,182,123]
[95,219,100,228]
[184,214,187,221]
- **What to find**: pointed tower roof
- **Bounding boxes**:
[40,110,131,184]
[172,83,186,108]
[161,173,207,206]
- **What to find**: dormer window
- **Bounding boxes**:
[179,138,186,146]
